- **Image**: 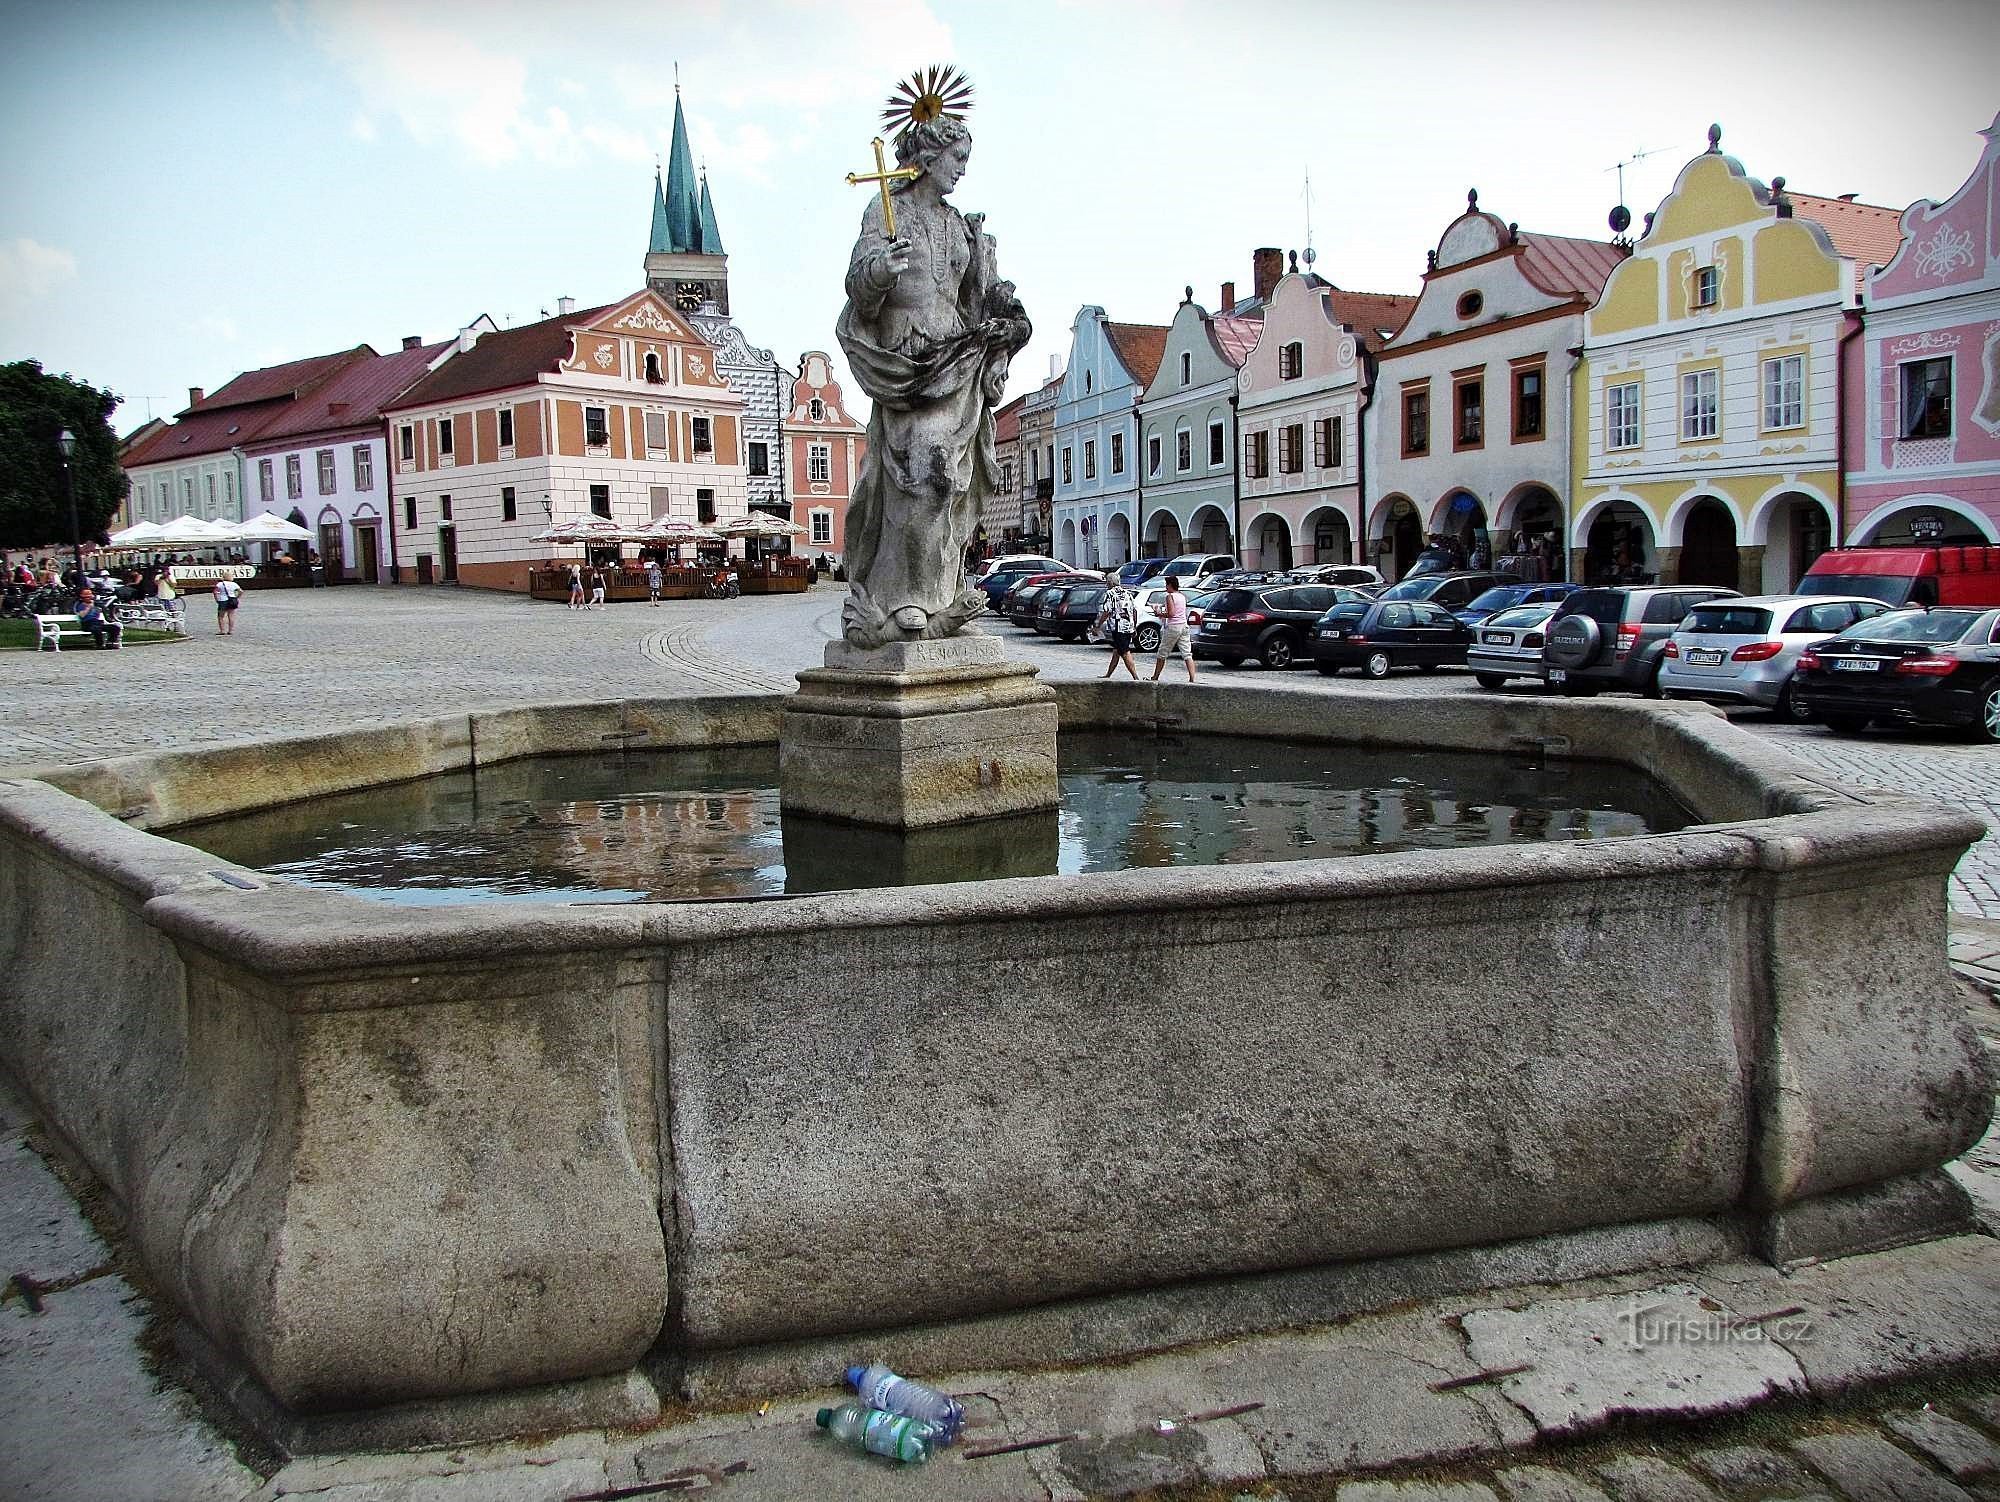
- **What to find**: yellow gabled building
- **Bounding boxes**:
[1574,126,1902,592]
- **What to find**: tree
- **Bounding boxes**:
[0,360,124,551]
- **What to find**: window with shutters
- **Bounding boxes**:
[285,454,302,498]
[1245,429,1269,478]
[352,445,373,490]
[259,458,274,503]
[1279,342,1303,380]
[1901,358,1951,438]
[1279,423,1304,474]
[317,449,336,494]
[644,410,668,455]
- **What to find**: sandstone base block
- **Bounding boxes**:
[780,637,1058,829]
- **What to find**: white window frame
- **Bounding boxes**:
[808,397,825,421]
[810,509,833,545]
[285,453,302,499]
[1280,342,1304,380]
[259,458,274,503]
[1179,351,1192,387]
[644,410,669,457]
[1681,369,1719,441]
[497,406,515,451]
[316,448,336,495]
[1693,264,1719,309]
[1762,354,1804,431]
[352,444,372,491]
[1109,431,1124,476]
[1061,446,1073,485]
[584,406,610,450]
[438,416,455,458]
[398,424,414,463]
[808,443,831,484]
[1607,380,1642,450]
[691,415,712,455]
[748,439,769,477]
[1208,417,1225,467]
[1147,433,1162,477]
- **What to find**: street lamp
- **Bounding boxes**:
[56,428,82,592]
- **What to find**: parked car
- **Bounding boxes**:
[1454,581,1579,628]
[1158,553,1237,587]
[976,557,1067,606]
[1202,569,1289,591]
[974,552,1063,584]
[1465,602,1563,690]
[1310,597,1476,678]
[1283,563,1385,589]
[1791,606,2000,740]
[1540,585,1740,696]
[1374,571,1502,612]
[1796,544,2000,610]
[1189,584,1357,669]
[1004,571,1100,626]
[1034,581,1109,642]
[1658,594,1893,720]
[1116,557,1172,587]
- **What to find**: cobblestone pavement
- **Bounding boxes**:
[3,582,1992,918]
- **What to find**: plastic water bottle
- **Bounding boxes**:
[814,1401,939,1463]
[845,1362,966,1443]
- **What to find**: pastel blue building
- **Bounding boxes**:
[1050,308,1166,568]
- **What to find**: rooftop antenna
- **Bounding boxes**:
[1605,147,1662,239]
[1301,169,1317,269]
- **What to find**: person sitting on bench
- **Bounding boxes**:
[75,589,122,649]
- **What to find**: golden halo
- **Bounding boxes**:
[881,65,974,135]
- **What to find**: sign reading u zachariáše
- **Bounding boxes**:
[169,565,258,584]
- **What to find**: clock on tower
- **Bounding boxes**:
[675,281,706,312]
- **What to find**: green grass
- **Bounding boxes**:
[0,619,185,652]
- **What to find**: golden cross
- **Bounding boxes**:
[845,136,920,238]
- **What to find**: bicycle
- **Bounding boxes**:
[703,569,741,601]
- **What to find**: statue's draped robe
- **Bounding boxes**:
[837,187,1030,630]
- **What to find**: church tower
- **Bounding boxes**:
[644,89,729,315]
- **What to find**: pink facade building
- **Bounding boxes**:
[1846,114,2000,547]
[783,352,866,562]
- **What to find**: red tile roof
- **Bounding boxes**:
[993,391,1026,443]
[1104,321,1169,386]
[389,304,617,410]
[1326,289,1417,351]
[1789,192,1905,279]
[248,339,453,446]
[1208,311,1264,368]
[196,347,373,414]
[122,399,286,468]
[1516,233,1626,301]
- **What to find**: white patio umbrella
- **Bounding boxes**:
[153,514,241,546]
[105,521,167,548]
[714,514,806,538]
[232,510,316,543]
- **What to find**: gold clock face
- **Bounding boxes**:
[675,281,705,311]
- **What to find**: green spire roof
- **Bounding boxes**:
[660,92,702,254]
[648,168,673,256]
[698,170,724,254]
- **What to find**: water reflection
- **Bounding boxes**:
[177,735,1689,906]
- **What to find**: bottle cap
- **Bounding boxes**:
[844,1364,866,1388]
[816,1408,834,1428]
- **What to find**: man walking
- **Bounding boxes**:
[646,559,663,606]
[1149,576,1196,683]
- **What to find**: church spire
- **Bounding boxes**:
[662,87,702,254]
[698,167,724,254]
[648,164,673,256]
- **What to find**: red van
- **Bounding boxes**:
[1797,545,2000,609]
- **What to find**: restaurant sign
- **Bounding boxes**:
[170,565,258,583]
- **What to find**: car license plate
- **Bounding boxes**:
[1547,668,1567,684]
[1482,631,1511,645]
[1319,628,1342,638]
[1688,648,1724,665]
[1832,658,1880,672]
[1201,621,1221,633]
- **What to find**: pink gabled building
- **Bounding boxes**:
[1846,113,2000,548]
[783,351,866,564]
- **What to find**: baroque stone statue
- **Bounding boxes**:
[836,89,1031,647]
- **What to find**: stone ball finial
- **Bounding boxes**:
[1707,123,1722,152]
[1288,249,1299,272]
[1468,187,1479,209]
[1508,221,1519,243]
[1771,174,1786,192]
[1183,284,1193,303]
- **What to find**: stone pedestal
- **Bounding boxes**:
[780,634,1059,830]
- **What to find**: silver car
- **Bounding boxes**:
[1659,593,1892,720]
[1466,602,1561,690]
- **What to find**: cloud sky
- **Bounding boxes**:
[1,0,1995,433]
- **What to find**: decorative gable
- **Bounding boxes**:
[1872,113,2000,304]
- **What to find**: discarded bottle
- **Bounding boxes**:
[845,1361,966,1443]
[815,1401,939,1463]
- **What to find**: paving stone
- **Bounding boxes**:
[1885,1406,2000,1481]
[1460,1285,1805,1437]
[1686,1442,1821,1495]
[1336,1482,1499,1502]
[0,1137,107,1289]
[1492,1466,1614,1501]
[1790,1430,1975,1502]
[0,1277,260,1502]
[1590,1455,1721,1501]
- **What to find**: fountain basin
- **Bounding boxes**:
[0,683,1988,1450]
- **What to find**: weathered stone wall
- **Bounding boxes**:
[0,689,1988,1439]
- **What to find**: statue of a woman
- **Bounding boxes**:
[836,113,1031,645]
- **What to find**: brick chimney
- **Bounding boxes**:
[401,335,422,351]
[187,386,205,408]
[1220,281,1236,312]
[1252,248,1283,302]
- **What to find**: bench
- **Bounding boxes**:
[33,613,118,652]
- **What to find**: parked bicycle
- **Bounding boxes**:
[703,567,741,601]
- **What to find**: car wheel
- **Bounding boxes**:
[1979,682,2000,744]
[1641,663,1665,700]
[1316,662,1339,677]
[1259,634,1296,670]
[1776,682,1816,724]
[1821,713,1871,734]
[1135,623,1161,653]
[1219,656,1245,669]
[1364,651,1392,680]
[1474,672,1507,691]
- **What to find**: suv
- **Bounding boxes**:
[1374,571,1502,612]
[1159,553,1237,587]
[976,557,1067,606]
[1191,583,1352,670]
[1542,585,1740,696]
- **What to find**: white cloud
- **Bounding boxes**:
[349,112,377,143]
[0,238,78,316]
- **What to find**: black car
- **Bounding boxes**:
[1792,606,2000,740]
[1003,572,1095,626]
[1035,582,1108,642]
[1372,570,1503,612]
[1189,585,1361,669]
[1311,598,1476,677]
